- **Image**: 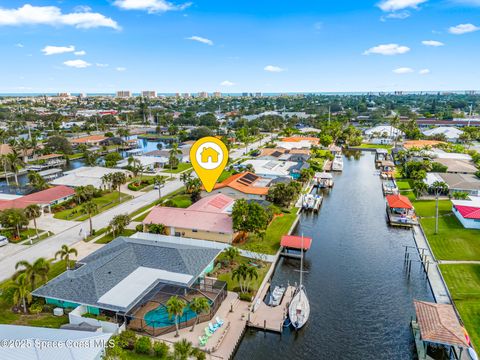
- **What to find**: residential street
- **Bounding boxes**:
[0,134,272,281]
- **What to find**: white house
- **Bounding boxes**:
[241,159,297,178]
[364,125,404,145]
[452,196,480,229]
[422,127,463,142]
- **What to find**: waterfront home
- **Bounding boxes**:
[51,166,131,189]
[241,159,297,179]
[32,235,227,337]
[0,185,75,213]
[433,158,478,174]
[385,194,418,226]
[145,144,191,163]
[277,136,319,150]
[206,172,270,200]
[412,300,470,360]
[116,155,168,172]
[143,194,236,243]
[0,324,112,360]
[364,125,404,145]
[422,126,463,143]
[258,148,310,162]
[451,196,480,229]
[424,173,480,197]
[70,135,107,146]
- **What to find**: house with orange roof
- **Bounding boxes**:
[70,135,107,146]
[403,140,446,149]
[204,172,271,200]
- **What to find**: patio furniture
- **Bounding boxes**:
[215,316,224,326]
[198,336,208,347]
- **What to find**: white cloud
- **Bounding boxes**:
[363,43,410,55]
[42,45,75,55]
[15,43,24,48]
[220,80,235,87]
[448,23,480,34]
[63,59,91,68]
[380,11,411,21]
[422,40,445,46]
[114,0,191,13]
[378,0,427,11]
[116,67,127,72]
[0,4,120,30]
[393,67,414,74]
[419,68,430,74]
[96,63,109,67]
[264,65,286,73]
[186,36,213,45]
[74,50,86,56]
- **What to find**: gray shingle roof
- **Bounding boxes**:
[32,236,220,312]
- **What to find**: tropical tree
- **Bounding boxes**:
[101,173,113,191]
[0,154,11,186]
[27,171,48,191]
[9,273,32,313]
[189,297,211,332]
[412,180,428,198]
[55,244,78,270]
[173,339,194,360]
[430,181,449,234]
[232,263,258,294]
[109,214,131,238]
[6,149,24,184]
[128,156,143,178]
[180,171,192,185]
[111,172,127,202]
[231,199,269,241]
[168,143,182,178]
[15,257,50,290]
[0,208,29,239]
[82,201,98,236]
[147,223,166,234]
[24,204,41,243]
[83,150,98,167]
[153,175,166,200]
[166,295,186,337]
[224,247,240,265]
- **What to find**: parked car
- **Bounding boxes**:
[0,236,9,247]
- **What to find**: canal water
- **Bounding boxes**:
[234,151,433,360]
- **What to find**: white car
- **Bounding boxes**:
[0,236,9,247]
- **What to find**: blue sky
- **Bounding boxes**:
[1,0,479,93]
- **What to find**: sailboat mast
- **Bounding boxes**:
[299,234,304,299]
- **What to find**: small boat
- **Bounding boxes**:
[267,285,285,307]
[331,154,343,171]
[289,235,310,330]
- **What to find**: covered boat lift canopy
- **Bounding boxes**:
[386,194,413,209]
[412,300,471,359]
[281,235,312,251]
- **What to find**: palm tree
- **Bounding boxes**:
[224,247,240,265]
[15,257,50,290]
[166,295,186,337]
[55,244,78,270]
[430,181,449,234]
[0,154,11,186]
[189,297,211,332]
[27,171,48,191]
[173,339,193,360]
[153,175,166,200]
[82,201,98,236]
[10,273,32,313]
[101,173,113,191]
[6,149,24,185]
[232,263,258,294]
[16,137,31,160]
[111,172,127,202]
[24,204,41,243]
[168,143,182,179]
[109,214,131,238]
[180,171,192,185]
[83,150,98,167]
[412,180,428,198]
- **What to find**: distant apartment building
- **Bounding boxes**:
[182,93,191,98]
[141,90,157,98]
[213,92,222,98]
[57,92,71,98]
[116,90,132,98]
[197,92,209,98]
[255,92,262,97]
[242,92,249,97]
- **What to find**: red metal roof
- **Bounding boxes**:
[455,205,480,220]
[386,194,413,209]
[0,186,75,210]
[280,235,312,250]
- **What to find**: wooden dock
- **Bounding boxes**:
[248,285,296,333]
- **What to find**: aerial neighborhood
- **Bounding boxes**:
[0,92,479,360]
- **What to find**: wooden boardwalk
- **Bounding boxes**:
[248,286,296,333]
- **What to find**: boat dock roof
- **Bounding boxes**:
[280,235,312,250]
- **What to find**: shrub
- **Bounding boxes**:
[153,341,170,358]
[239,293,252,302]
[117,329,137,350]
[134,336,152,355]
[29,302,43,314]
[135,224,144,232]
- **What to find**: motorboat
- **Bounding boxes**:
[331,154,343,171]
[267,286,286,307]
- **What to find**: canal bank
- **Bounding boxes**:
[234,151,434,360]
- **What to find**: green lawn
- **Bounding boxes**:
[67,153,84,160]
[213,253,269,295]
[95,229,136,244]
[161,163,192,174]
[218,170,233,182]
[420,216,480,261]
[238,209,299,255]
[440,264,480,349]
[54,192,132,221]
[357,143,393,151]
[413,200,452,218]
[396,179,413,191]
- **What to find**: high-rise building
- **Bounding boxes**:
[255,92,262,97]
[213,92,222,98]
[197,92,209,98]
[141,90,157,98]
[116,90,132,98]
[57,92,71,98]
[242,92,249,97]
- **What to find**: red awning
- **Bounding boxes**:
[386,194,413,209]
[280,235,312,250]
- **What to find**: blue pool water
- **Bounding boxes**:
[145,304,198,328]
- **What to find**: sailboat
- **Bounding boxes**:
[288,234,310,330]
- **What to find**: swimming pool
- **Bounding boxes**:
[144,301,211,328]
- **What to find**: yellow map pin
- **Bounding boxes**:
[190,137,229,192]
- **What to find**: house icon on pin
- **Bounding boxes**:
[201,147,219,163]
